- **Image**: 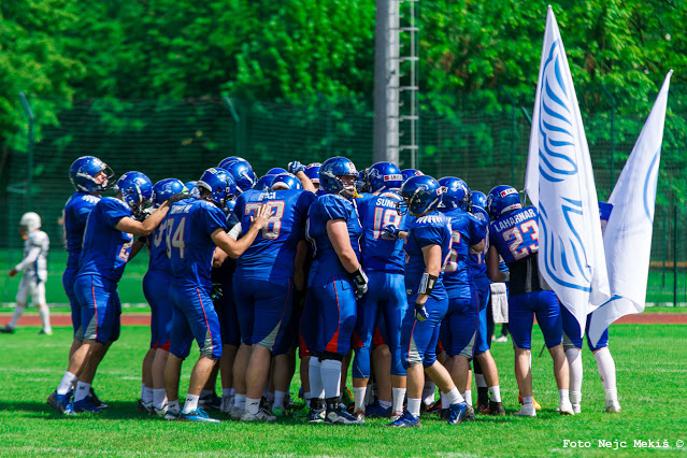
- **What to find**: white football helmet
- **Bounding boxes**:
[20,212,42,232]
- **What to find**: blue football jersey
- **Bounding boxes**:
[63,192,100,270]
[148,216,172,273]
[167,198,228,287]
[467,206,489,279]
[442,207,486,297]
[306,194,362,285]
[357,191,405,274]
[233,188,315,283]
[78,197,133,282]
[404,211,452,298]
[488,206,539,265]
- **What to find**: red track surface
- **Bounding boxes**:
[1,313,686,327]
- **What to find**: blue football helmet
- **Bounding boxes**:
[319,156,358,196]
[486,185,522,218]
[218,156,247,170]
[399,175,444,217]
[254,174,277,192]
[227,159,257,193]
[69,156,114,193]
[267,167,288,175]
[198,167,237,209]
[439,177,470,211]
[471,190,487,210]
[184,180,200,198]
[152,178,186,207]
[367,161,403,193]
[305,162,321,185]
[271,173,302,191]
[114,171,154,211]
[401,168,423,183]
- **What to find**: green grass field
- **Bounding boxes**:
[2,248,687,307]
[1,324,686,457]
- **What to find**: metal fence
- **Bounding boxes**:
[1,96,686,304]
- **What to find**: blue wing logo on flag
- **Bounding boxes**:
[537,39,592,293]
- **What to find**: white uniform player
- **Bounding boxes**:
[2,212,52,334]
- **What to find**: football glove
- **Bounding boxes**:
[381,224,400,240]
[351,268,369,299]
[211,283,224,302]
[288,161,306,175]
[414,302,429,322]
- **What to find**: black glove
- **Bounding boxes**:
[351,268,369,299]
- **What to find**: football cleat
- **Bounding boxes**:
[559,400,575,416]
[199,392,222,411]
[388,410,420,428]
[487,401,506,416]
[38,329,53,335]
[463,405,476,421]
[220,395,234,414]
[494,335,508,343]
[137,399,153,414]
[447,402,468,425]
[307,407,326,424]
[0,325,15,334]
[89,387,108,409]
[47,391,71,413]
[352,410,366,423]
[241,408,277,423]
[164,409,181,421]
[69,397,105,414]
[365,402,392,419]
[181,408,220,423]
[229,405,244,420]
[572,403,582,414]
[605,401,622,414]
[515,403,537,417]
[519,394,541,411]
[325,406,363,425]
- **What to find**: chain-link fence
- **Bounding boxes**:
[1,96,686,304]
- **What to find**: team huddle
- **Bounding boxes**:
[42,153,622,426]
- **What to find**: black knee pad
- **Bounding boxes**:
[319,351,343,362]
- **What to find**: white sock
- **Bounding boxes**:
[353,387,366,411]
[488,386,502,403]
[422,381,436,405]
[565,347,583,403]
[440,393,449,409]
[56,371,77,395]
[153,388,167,410]
[594,348,618,403]
[320,359,342,399]
[233,394,246,409]
[142,385,153,405]
[559,389,571,405]
[475,374,487,388]
[463,390,472,407]
[8,305,25,328]
[222,387,235,398]
[407,398,422,417]
[392,387,406,413]
[38,304,51,331]
[167,399,180,415]
[74,381,91,402]
[245,397,260,415]
[181,394,200,414]
[308,358,324,399]
[522,395,533,405]
[274,390,287,409]
[442,387,464,405]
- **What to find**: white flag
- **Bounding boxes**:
[588,71,672,346]
[524,6,610,336]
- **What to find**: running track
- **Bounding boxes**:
[2,313,687,327]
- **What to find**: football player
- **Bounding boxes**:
[3,212,51,335]
[68,171,168,413]
[305,156,366,424]
[389,175,468,427]
[229,172,314,421]
[437,177,486,418]
[138,178,187,415]
[351,161,408,420]
[163,168,269,422]
[47,156,111,413]
[485,185,573,416]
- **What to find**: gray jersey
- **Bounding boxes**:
[15,230,50,282]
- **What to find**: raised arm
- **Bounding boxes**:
[211,204,270,259]
[116,202,169,237]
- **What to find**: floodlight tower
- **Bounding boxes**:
[374,0,419,168]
